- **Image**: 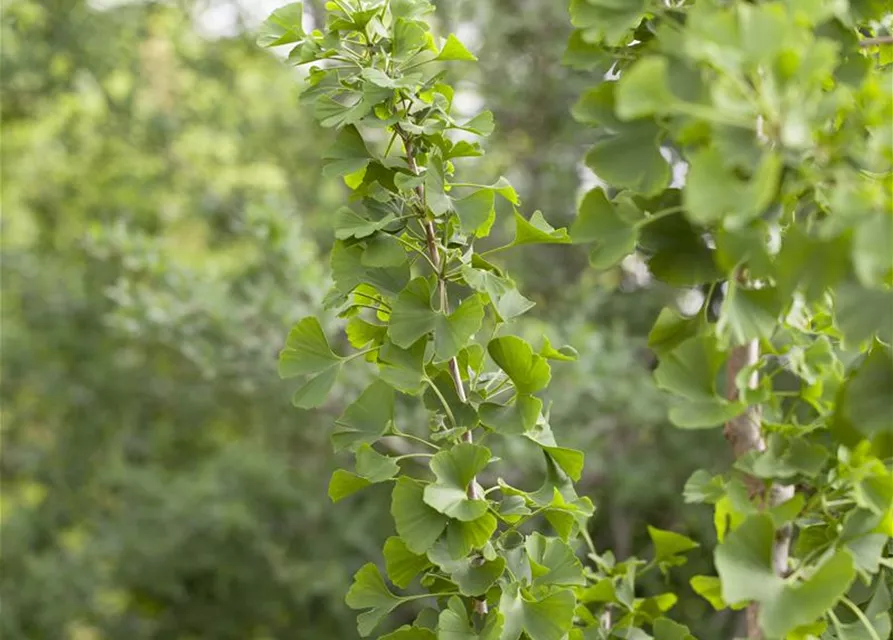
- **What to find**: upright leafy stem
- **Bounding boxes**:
[259,2,700,638]
[568,1,893,638]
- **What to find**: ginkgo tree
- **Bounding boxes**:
[565,0,892,639]
[259,0,892,639]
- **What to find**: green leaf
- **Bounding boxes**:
[717,285,783,345]
[291,365,341,408]
[484,177,519,204]
[392,477,449,554]
[760,551,856,638]
[639,210,719,286]
[683,470,725,504]
[776,229,849,301]
[315,90,385,129]
[379,626,437,640]
[585,124,670,197]
[570,188,624,244]
[434,296,485,363]
[445,513,497,559]
[523,429,585,482]
[346,317,387,348]
[424,371,478,428]
[322,125,372,177]
[563,29,613,71]
[331,240,410,297]
[836,346,893,437]
[279,316,343,378]
[568,0,646,46]
[362,233,406,267]
[684,147,782,227]
[453,557,506,597]
[356,444,400,482]
[498,582,575,640]
[425,152,451,216]
[428,546,506,597]
[438,597,504,640]
[345,563,401,637]
[379,337,427,395]
[652,618,695,640]
[714,514,783,605]
[690,575,736,611]
[387,277,437,345]
[332,380,395,452]
[488,336,552,394]
[667,397,746,429]
[852,213,893,286]
[648,308,702,356]
[328,469,371,503]
[845,533,887,576]
[384,537,432,589]
[714,225,774,279]
[462,266,535,321]
[458,111,495,136]
[539,336,578,362]
[257,2,304,47]
[647,526,699,562]
[571,83,623,128]
[571,188,639,269]
[423,443,490,521]
[334,207,395,240]
[653,334,724,400]
[739,434,829,480]
[388,278,484,362]
[436,34,477,61]
[616,56,675,119]
[511,211,571,247]
[454,190,496,237]
[525,533,586,586]
[392,17,431,60]
[836,283,893,346]
[391,0,434,20]
[479,394,541,435]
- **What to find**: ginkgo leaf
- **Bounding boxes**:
[392,477,448,554]
[488,336,551,394]
[511,210,571,247]
[332,380,394,452]
[453,189,495,237]
[328,469,371,503]
[383,537,431,589]
[423,443,491,521]
[436,34,477,61]
[334,207,395,240]
[322,125,372,177]
[445,513,497,559]
[345,563,402,637]
[462,266,535,321]
[279,316,343,378]
[648,526,699,562]
[498,582,575,640]
[388,278,484,362]
[524,533,586,587]
[257,2,304,47]
[355,444,400,482]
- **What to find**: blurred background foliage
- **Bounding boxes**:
[1,0,734,637]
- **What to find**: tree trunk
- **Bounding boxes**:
[724,338,795,639]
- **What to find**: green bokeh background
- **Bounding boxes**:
[0,1,738,637]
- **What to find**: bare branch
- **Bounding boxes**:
[860,35,893,47]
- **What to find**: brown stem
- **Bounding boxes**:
[403,134,487,616]
[860,35,893,47]
[725,332,795,638]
